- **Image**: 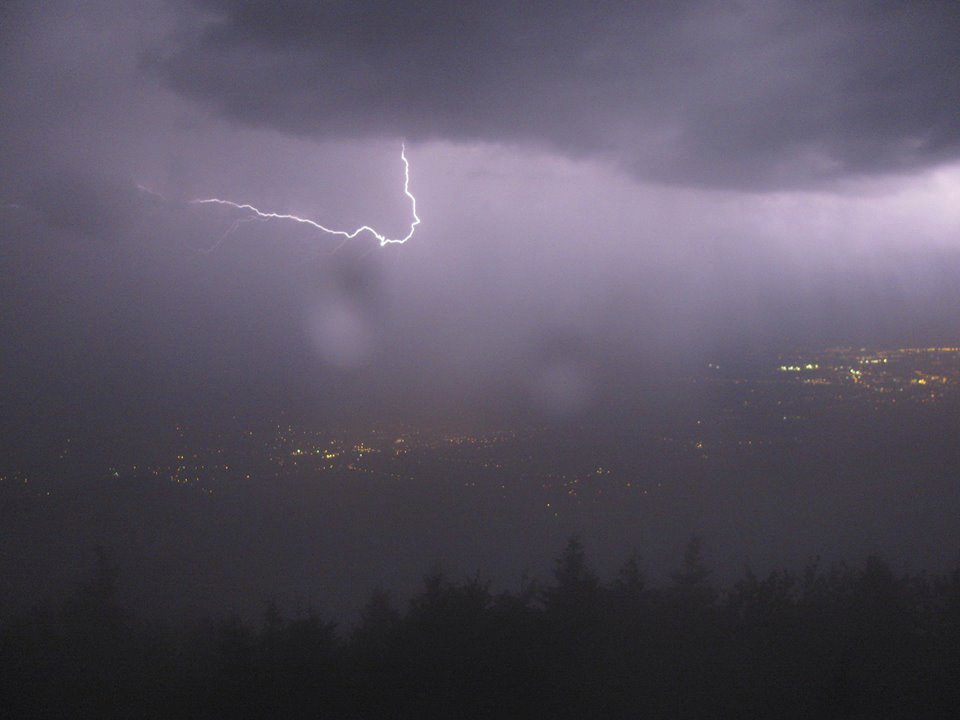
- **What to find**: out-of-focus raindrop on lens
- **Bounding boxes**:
[531,360,592,417]
[304,300,374,368]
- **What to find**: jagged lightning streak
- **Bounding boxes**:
[190,145,419,248]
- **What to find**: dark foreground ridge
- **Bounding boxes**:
[2,539,959,719]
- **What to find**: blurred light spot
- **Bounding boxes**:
[305,300,374,368]
[531,361,592,417]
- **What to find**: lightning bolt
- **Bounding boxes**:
[135,183,167,202]
[190,145,420,248]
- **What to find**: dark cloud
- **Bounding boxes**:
[154,0,960,189]
[1,0,958,447]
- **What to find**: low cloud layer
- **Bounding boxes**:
[157,0,960,189]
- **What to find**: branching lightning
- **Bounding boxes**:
[190,145,420,248]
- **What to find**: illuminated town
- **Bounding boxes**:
[4,345,958,525]
[773,346,960,401]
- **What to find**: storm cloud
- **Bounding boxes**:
[156,0,960,189]
[2,0,960,450]
[3,0,960,631]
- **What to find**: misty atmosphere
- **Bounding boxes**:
[2,1,960,717]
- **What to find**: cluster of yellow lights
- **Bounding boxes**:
[778,363,819,372]
[897,347,960,354]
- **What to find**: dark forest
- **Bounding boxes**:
[4,539,959,719]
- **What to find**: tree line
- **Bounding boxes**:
[2,539,959,718]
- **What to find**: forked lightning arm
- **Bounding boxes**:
[190,145,420,247]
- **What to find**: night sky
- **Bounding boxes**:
[2,1,960,620]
